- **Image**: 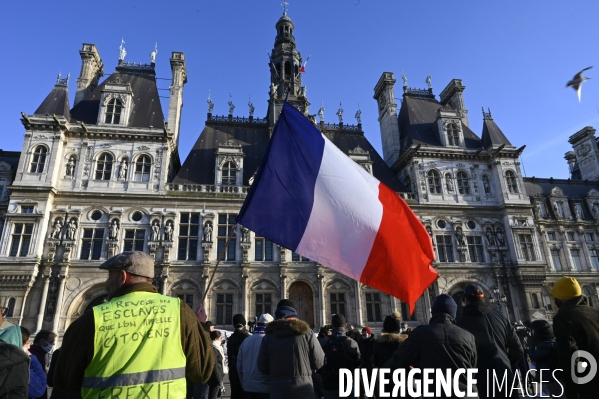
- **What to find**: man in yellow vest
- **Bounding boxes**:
[53,251,214,398]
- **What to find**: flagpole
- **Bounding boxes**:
[200,223,238,306]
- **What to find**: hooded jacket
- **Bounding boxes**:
[372,332,407,367]
[553,295,599,399]
[237,328,269,393]
[0,339,30,399]
[257,319,324,399]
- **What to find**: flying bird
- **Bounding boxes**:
[567,66,593,102]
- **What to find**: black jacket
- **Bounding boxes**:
[553,295,599,399]
[358,334,375,370]
[528,339,560,382]
[320,327,360,390]
[456,301,523,399]
[226,329,250,371]
[0,340,30,399]
[208,346,224,387]
[384,313,478,399]
[372,332,407,368]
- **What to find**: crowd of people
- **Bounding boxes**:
[1,251,598,399]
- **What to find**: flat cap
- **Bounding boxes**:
[99,251,155,278]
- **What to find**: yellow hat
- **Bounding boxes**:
[551,276,582,301]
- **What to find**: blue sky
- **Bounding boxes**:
[2,1,599,179]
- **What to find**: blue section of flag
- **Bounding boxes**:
[238,102,325,250]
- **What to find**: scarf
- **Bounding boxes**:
[253,326,266,334]
[213,341,228,374]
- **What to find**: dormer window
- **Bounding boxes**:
[457,172,470,194]
[222,161,237,185]
[105,99,123,124]
[447,123,460,146]
[30,146,47,173]
[95,153,113,180]
[427,170,441,194]
[134,155,151,182]
[21,206,34,214]
[505,170,518,193]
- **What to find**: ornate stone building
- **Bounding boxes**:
[1,11,598,338]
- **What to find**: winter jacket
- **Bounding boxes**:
[372,332,407,367]
[208,345,225,388]
[53,283,215,394]
[319,327,360,391]
[0,339,30,399]
[358,335,375,370]
[257,318,325,399]
[28,346,48,399]
[47,349,81,399]
[28,354,47,399]
[384,313,478,398]
[226,329,250,371]
[237,329,269,393]
[529,339,560,382]
[456,300,523,399]
[553,295,599,399]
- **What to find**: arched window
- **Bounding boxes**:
[531,293,540,309]
[105,98,123,124]
[6,298,16,317]
[482,175,491,194]
[541,288,553,311]
[427,170,441,194]
[457,171,470,194]
[284,62,291,79]
[446,123,460,146]
[583,287,594,307]
[506,170,518,193]
[222,161,237,185]
[134,155,151,182]
[95,153,113,180]
[30,146,47,173]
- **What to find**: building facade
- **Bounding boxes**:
[1,11,598,338]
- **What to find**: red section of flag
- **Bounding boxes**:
[196,303,207,323]
[359,183,437,313]
[299,65,306,73]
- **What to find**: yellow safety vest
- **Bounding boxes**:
[81,291,187,399]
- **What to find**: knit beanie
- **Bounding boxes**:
[431,294,458,319]
[275,305,298,320]
[531,319,554,341]
[332,314,346,327]
[382,311,401,333]
[233,314,246,328]
[464,284,484,301]
[258,313,274,325]
[551,276,582,301]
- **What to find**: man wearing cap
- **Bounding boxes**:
[385,294,478,397]
[258,299,324,399]
[237,314,274,399]
[53,251,215,397]
[551,276,599,399]
[227,314,251,399]
[456,284,523,399]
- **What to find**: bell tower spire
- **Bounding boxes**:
[268,4,310,125]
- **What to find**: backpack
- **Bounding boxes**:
[321,336,350,377]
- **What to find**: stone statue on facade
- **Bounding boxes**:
[496,228,505,246]
[318,104,325,123]
[150,43,158,63]
[336,103,343,124]
[593,203,599,220]
[455,227,465,246]
[228,95,235,115]
[248,100,255,117]
[151,221,160,241]
[483,176,491,194]
[241,227,250,243]
[553,202,564,218]
[119,159,128,180]
[426,74,432,89]
[575,203,584,220]
[203,222,213,242]
[164,221,173,241]
[51,219,62,239]
[109,220,119,239]
[298,86,306,97]
[270,82,278,97]
[355,109,362,124]
[119,39,127,61]
[401,70,408,87]
[66,158,76,177]
[66,219,77,240]
[536,201,546,218]
[485,228,496,246]
[446,175,454,192]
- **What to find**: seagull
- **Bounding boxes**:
[567,66,593,102]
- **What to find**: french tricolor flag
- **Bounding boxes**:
[238,103,437,311]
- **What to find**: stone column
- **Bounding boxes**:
[354,281,363,326]
[316,269,325,327]
[52,274,67,333]
[35,271,52,332]
[279,271,287,300]
[241,270,249,319]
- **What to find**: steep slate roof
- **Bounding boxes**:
[0,150,21,171]
[524,177,599,220]
[174,122,406,192]
[398,94,482,151]
[70,65,164,128]
[481,115,512,148]
[34,84,71,120]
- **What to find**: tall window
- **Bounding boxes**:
[124,229,145,252]
[456,172,470,194]
[400,302,417,321]
[547,232,556,241]
[589,249,599,271]
[134,155,151,182]
[427,170,441,194]
[531,293,540,309]
[292,252,310,261]
[5,298,16,317]
[551,250,563,271]
[518,234,535,261]
[365,292,382,322]
[541,288,553,311]
[177,294,194,308]
[585,232,595,242]
[217,214,237,261]
[30,146,47,173]
[330,293,346,316]
[255,235,273,261]
[95,153,113,180]
[446,123,460,146]
[467,236,484,262]
[216,293,233,325]
[80,229,105,260]
[505,171,518,193]
[178,213,199,261]
[567,232,575,241]
[9,223,33,257]
[105,98,123,124]
[221,161,237,185]
[255,293,272,317]
[570,249,583,271]
[436,235,454,262]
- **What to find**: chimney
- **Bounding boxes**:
[167,52,187,148]
[74,44,104,107]
[373,72,400,167]
[439,79,469,127]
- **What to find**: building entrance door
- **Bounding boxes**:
[288,281,315,328]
